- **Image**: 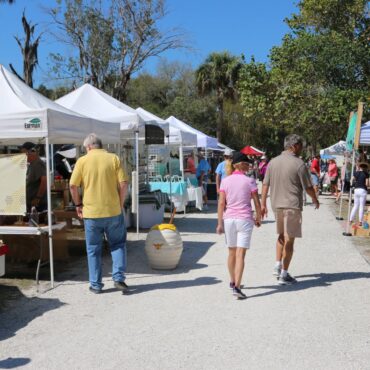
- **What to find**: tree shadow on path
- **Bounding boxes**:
[245,272,370,299]
[0,285,65,342]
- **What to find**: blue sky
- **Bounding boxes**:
[0,0,298,87]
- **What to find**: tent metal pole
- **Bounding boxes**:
[343,149,356,236]
[168,136,172,214]
[50,144,54,180]
[135,131,139,239]
[179,143,184,179]
[45,137,54,288]
[179,143,186,215]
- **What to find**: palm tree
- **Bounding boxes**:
[196,52,243,142]
[9,11,41,87]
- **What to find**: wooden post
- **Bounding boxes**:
[354,102,364,150]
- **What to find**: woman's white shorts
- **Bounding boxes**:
[224,218,254,249]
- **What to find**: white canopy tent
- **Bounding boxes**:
[217,142,234,152]
[136,109,198,177]
[136,108,197,146]
[320,140,347,156]
[0,65,121,287]
[166,115,218,149]
[56,84,169,138]
[0,68,120,145]
[57,86,195,235]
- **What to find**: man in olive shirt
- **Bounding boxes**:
[70,133,128,294]
[21,142,47,212]
[261,134,319,285]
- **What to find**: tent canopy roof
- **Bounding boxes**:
[136,109,197,145]
[240,145,264,156]
[0,66,120,144]
[320,140,347,155]
[57,84,169,137]
[166,115,218,148]
[56,84,138,127]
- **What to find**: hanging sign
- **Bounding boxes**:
[145,124,164,145]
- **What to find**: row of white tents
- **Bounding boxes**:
[0,64,221,287]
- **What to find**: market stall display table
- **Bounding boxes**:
[149,181,189,214]
[0,223,66,285]
[187,187,203,210]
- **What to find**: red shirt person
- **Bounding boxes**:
[310,155,321,191]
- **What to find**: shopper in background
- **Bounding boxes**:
[215,149,233,193]
[328,159,339,198]
[216,152,261,300]
[310,154,321,195]
[196,151,211,211]
[70,133,129,294]
[258,156,269,182]
[261,134,319,285]
[349,163,369,226]
[186,152,196,174]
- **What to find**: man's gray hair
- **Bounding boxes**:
[83,133,103,149]
[284,134,303,150]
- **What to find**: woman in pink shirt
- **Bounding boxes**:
[217,152,262,300]
[328,159,339,197]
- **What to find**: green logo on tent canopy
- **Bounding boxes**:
[24,118,41,129]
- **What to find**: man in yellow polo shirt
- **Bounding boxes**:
[70,133,128,294]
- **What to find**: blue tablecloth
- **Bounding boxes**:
[149,182,187,196]
[188,177,198,187]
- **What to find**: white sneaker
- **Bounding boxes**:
[273,265,281,276]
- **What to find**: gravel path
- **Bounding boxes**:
[1,197,370,370]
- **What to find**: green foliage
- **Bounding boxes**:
[287,0,369,38]
[238,0,369,155]
[37,84,72,100]
[196,51,243,142]
[126,60,217,136]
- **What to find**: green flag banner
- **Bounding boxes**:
[346,112,358,151]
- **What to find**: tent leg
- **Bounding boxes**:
[168,136,173,219]
[135,132,139,239]
[45,138,55,287]
[179,144,186,215]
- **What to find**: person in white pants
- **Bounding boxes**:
[349,163,369,226]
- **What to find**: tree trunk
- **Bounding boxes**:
[113,73,131,102]
[216,95,224,143]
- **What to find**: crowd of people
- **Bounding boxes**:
[17,132,368,299]
[217,134,320,299]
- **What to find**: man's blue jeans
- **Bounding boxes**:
[84,212,126,290]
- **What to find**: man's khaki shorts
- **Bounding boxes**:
[274,208,302,238]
